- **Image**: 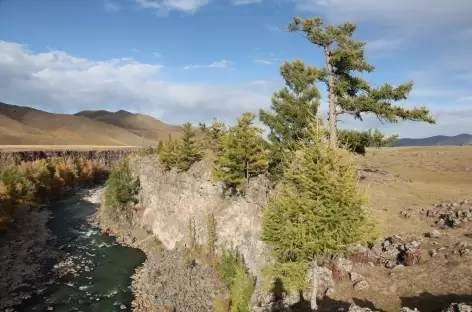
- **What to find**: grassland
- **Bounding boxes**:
[323,146,472,312]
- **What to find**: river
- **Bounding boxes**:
[13,188,146,312]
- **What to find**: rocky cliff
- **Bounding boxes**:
[129,156,271,277]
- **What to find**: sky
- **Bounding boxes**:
[0,0,471,138]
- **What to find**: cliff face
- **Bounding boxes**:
[129,156,271,276]
[0,149,140,168]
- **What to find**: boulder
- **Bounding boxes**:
[442,302,472,312]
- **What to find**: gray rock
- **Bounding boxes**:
[442,302,472,312]
[349,272,365,283]
[120,304,127,310]
[401,308,420,312]
[346,304,378,311]
[334,257,353,273]
[385,260,398,269]
[353,280,369,292]
[428,230,441,238]
[325,287,335,297]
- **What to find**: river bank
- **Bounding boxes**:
[0,187,147,312]
[0,206,55,310]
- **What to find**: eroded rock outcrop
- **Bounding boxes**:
[129,156,271,276]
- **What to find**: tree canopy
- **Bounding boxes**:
[213,112,269,192]
[260,60,322,178]
[286,17,435,148]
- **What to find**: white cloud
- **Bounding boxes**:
[294,0,472,30]
[0,40,469,137]
[253,59,273,65]
[183,60,231,70]
[132,48,141,53]
[232,0,263,5]
[135,0,210,14]
[0,41,274,125]
[152,52,162,58]
[104,0,120,11]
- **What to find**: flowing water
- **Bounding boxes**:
[15,189,146,312]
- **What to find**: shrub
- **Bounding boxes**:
[220,248,245,289]
[103,158,140,219]
[1,156,107,230]
[218,247,254,312]
[230,265,254,312]
[206,212,217,258]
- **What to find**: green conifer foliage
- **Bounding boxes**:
[260,60,322,179]
[177,122,201,171]
[158,134,179,170]
[286,17,435,148]
[156,140,164,155]
[213,112,268,191]
[338,129,399,154]
[262,124,375,291]
[199,117,227,161]
[104,158,140,219]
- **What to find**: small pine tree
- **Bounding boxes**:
[206,211,218,258]
[159,134,179,170]
[177,122,201,171]
[156,140,164,155]
[262,123,375,310]
[230,265,254,312]
[213,112,268,191]
[199,117,227,161]
[104,158,140,220]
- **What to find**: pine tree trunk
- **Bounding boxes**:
[324,46,337,149]
[310,260,319,311]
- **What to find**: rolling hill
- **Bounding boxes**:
[0,102,182,146]
[74,109,183,142]
[393,134,472,147]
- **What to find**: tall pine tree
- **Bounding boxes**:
[214,112,268,192]
[177,122,201,171]
[262,123,375,310]
[287,17,435,148]
[260,60,322,179]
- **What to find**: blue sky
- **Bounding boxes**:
[0,0,471,138]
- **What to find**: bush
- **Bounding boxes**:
[103,158,140,219]
[230,265,254,312]
[0,156,107,230]
[219,248,254,312]
[206,212,218,258]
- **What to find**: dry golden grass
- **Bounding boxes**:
[324,146,472,312]
[358,146,472,236]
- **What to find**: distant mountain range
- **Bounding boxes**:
[1,102,470,148]
[393,134,472,147]
[0,102,183,146]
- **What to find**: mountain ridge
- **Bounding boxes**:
[0,102,182,146]
[393,134,472,147]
